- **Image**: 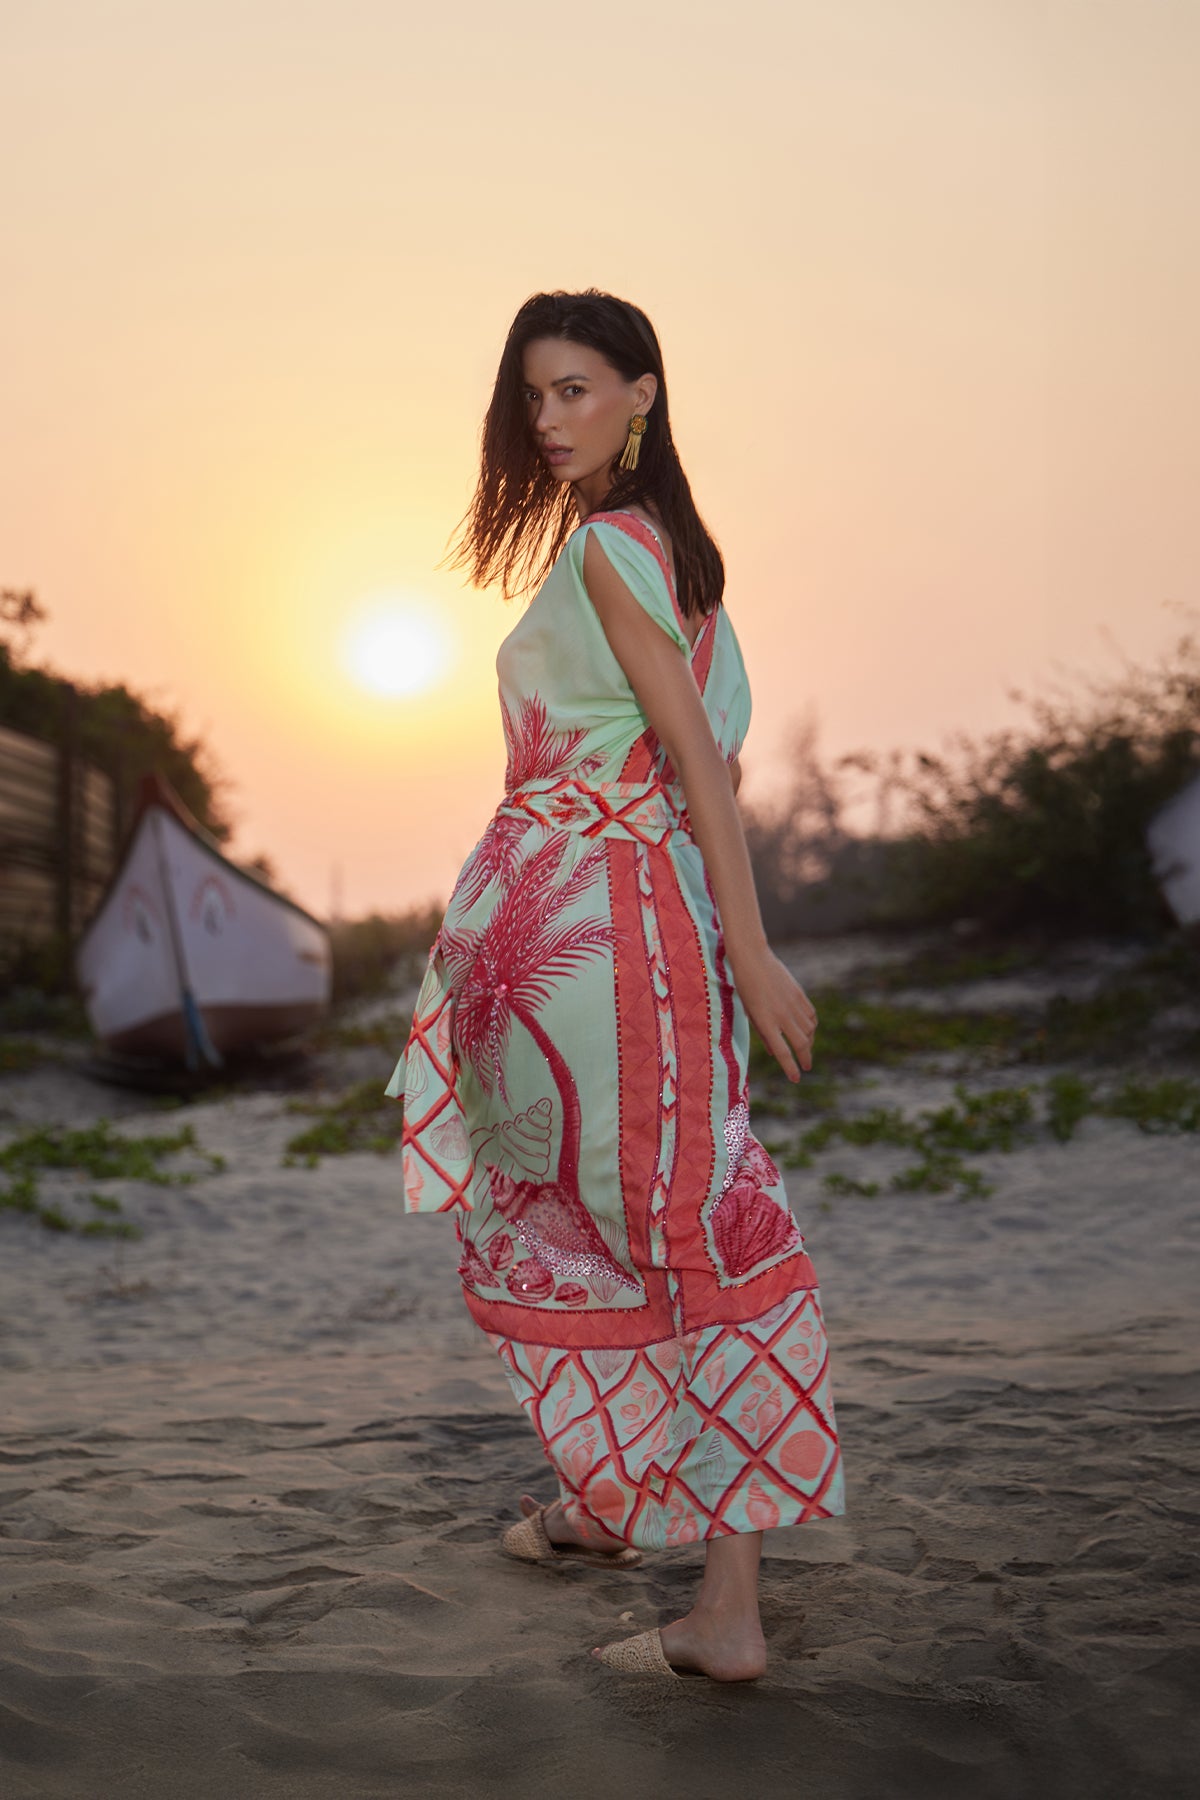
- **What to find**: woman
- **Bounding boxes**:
[385,289,844,1681]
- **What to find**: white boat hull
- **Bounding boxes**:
[1147,773,1200,928]
[75,786,331,1059]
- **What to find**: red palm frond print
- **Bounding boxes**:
[440,836,613,1130]
[452,812,528,910]
[503,693,602,791]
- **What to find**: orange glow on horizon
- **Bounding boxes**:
[2,2,1195,916]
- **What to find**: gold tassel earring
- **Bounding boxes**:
[619,414,647,473]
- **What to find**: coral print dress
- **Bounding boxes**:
[386,511,844,1548]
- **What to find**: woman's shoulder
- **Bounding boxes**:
[566,510,694,652]
[583,506,673,569]
[574,508,680,606]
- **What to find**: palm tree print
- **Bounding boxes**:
[451,693,606,913]
[502,692,604,792]
[451,811,529,912]
[440,833,610,1132]
[439,832,634,1299]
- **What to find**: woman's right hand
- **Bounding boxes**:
[730,945,818,1083]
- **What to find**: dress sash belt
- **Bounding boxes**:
[497,776,693,847]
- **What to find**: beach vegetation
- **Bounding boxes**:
[822,1172,881,1197]
[866,943,1033,991]
[327,907,441,1004]
[0,614,230,844]
[282,1078,405,1165]
[313,1009,414,1052]
[1,595,237,990]
[0,987,90,1036]
[748,995,1019,1079]
[0,1119,225,1235]
[1104,1076,1200,1134]
[1020,983,1162,1066]
[746,626,1200,938]
[0,1037,48,1074]
[756,1069,1200,1204]
[1043,1073,1095,1143]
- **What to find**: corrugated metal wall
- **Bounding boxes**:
[0,723,117,960]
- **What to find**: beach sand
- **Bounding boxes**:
[2,940,1197,1799]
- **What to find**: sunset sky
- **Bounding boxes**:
[3,1,1196,918]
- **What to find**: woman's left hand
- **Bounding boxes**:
[729,945,818,1083]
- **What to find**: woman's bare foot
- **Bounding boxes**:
[591,1526,767,1681]
[590,1606,766,1682]
[518,1492,628,1552]
[657,1607,767,1681]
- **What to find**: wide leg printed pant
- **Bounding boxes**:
[487,1282,844,1550]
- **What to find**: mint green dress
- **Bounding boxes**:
[386,510,844,1547]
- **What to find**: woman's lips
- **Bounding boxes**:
[543,446,573,464]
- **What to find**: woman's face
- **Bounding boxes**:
[521,337,656,490]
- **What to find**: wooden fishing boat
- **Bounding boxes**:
[1147,771,1200,930]
[75,773,332,1067]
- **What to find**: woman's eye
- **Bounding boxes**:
[564,385,584,397]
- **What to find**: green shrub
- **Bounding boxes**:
[283,1078,406,1166]
[744,629,1199,938]
[328,907,441,1004]
[1103,1077,1200,1134]
[1044,1073,1095,1142]
[0,1118,224,1235]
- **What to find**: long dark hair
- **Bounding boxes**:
[449,289,724,618]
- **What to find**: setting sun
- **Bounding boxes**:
[341,597,452,699]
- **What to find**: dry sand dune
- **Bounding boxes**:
[2,942,1198,1799]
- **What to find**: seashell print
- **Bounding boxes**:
[430,1115,470,1161]
[720,1100,750,1180]
[666,1504,699,1546]
[743,1135,783,1188]
[550,1369,578,1434]
[456,1239,494,1291]
[596,1214,637,1275]
[486,1232,515,1271]
[694,1428,726,1467]
[636,1506,668,1552]
[643,1415,671,1462]
[703,1351,727,1397]
[554,1281,588,1307]
[590,1347,629,1381]
[711,1175,801,1279]
[587,1269,622,1303]
[560,1426,598,1486]
[688,1429,727,1488]
[647,1337,681,1375]
[780,1429,827,1481]
[581,1476,627,1530]
[405,1054,429,1101]
[505,1258,555,1302]
[745,1477,781,1530]
[472,1097,554,1177]
[756,1386,784,1441]
[483,1167,639,1295]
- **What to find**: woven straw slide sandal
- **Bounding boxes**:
[500,1502,643,1569]
[594,1629,682,1679]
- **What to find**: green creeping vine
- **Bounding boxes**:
[0,1120,226,1236]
